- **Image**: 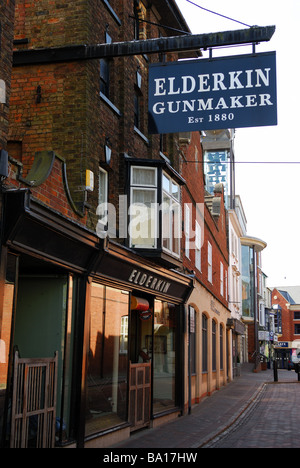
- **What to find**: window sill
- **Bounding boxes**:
[134,126,149,145]
[100,92,122,117]
[130,247,182,269]
[101,0,121,25]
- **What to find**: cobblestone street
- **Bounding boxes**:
[207,379,300,448]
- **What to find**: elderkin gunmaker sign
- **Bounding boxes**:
[148,52,277,134]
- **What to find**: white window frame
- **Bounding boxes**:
[220,261,224,296]
[195,220,201,271]
[129,166,158,249]
[208,241,212,283]
[184,204,190,259]
[97,167,108,229]
[162,171,181,258]
[120,315,128,354]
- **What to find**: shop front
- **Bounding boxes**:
[0,190,193,448]
[83,241,193,447]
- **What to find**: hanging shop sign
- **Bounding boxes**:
[131,296,149,311]
[148,52,277,134]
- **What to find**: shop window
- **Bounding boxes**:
[85,284,129,437]
[0,253,18,446]
[153,301,178,414]
[202,314,208,373]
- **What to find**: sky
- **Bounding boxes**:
[175,0,300,287]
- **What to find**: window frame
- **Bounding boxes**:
[129,166,158,249]
[97,167,109,233]
[195,220,201,272]
[128,162,182,260]
[162,171,180,258]
[202,314,208,373]
[208,241,213,283]
[220,261,224,296]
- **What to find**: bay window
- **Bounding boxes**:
[128,161,183,264]
[162,172,180,257]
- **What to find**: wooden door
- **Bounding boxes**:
[128,361,151,431]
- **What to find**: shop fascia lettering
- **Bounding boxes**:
[128,268,171,294]
[152,68,273,114]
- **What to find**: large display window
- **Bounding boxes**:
[85,284,129,436]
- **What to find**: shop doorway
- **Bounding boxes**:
[129,296,153,431]
[3,264,76,448]
[275,349,290,369]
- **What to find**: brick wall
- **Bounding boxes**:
[181,132,229,307]
[0,0,15,150]
[272,288,297,342]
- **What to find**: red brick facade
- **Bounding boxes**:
[180,132,229,307]
[272,288,300,342]
[0,0,233,448]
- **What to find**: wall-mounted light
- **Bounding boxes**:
[104,137,112,165]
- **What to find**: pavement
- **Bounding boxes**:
[111,363,300,449]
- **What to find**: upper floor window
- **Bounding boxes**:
[100,31,112,99]
[208,241,212,283]
[96,167,109,236]
[162,173,180,257]
[220,262,224,296]
[184,204,190,259]
[128,162,183,261]
[100,58,110,98]
[195,221,201,272]
[129,166,158,249]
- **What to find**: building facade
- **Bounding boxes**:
[0,0,235,449]
[272,287,300,369]
[241,235,267,370]
[179,131,231,410]
[227,195,247,376]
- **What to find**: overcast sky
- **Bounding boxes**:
[175,0,300,287]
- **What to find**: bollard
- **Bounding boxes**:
[273,360,278,382]
[295,363,300,381]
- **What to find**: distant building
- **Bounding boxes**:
[241,235,267,370]
[271,286,300,369]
